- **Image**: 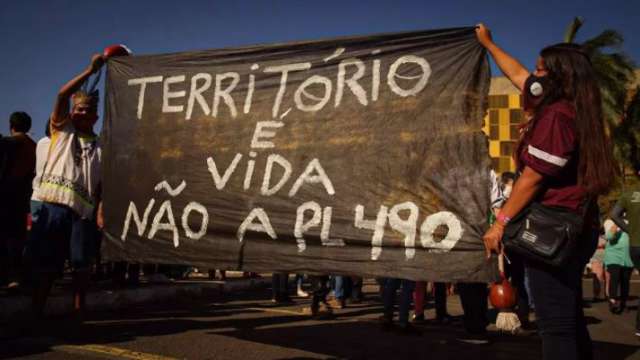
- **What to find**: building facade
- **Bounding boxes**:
[482,77,523,174]
[485,70,640,174]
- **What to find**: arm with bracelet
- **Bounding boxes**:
[484,167,544,259]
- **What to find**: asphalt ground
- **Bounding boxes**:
[1,278,639,360]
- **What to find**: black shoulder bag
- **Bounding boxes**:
[502,201,587,267]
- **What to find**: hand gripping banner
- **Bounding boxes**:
[101,27,497,282]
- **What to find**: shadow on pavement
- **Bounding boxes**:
[1,290,638,360]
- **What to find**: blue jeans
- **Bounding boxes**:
[382,278,415,325]
[27,202,99,273]
[333,275,352,299]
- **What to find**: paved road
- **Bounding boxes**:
[2,279,639,360]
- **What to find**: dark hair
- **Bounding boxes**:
[501,171,516,184]
[9,111,32,132]
[536,43,616,195]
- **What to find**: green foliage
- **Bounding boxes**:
[563,16,583,43]
[600,170,640,215]
[600,89,640,214]
[612,87,640,169]
[583,31,636,126]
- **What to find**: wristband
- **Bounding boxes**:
[496,213,511,225]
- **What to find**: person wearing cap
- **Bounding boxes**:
[29,54,105,321]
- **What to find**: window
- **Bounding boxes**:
[509,109,523,124]
[490,125,499,139]
[510,124,520,140]
[489,110,499,125]
[491,158,501,171]
[489,95,509,108]
[500,141,515,156]
[488,110,500,139]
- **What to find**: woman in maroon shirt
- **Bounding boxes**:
[476,24,616,360]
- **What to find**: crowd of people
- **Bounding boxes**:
[1,54,105,320]
[1,24,639,360]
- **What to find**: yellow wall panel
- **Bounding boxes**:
[498,157,511,173]
[489,141,500,157]
[486,85,523,174]
[499,124,510,140]
[508,94,521,108]
[499,109,510,127]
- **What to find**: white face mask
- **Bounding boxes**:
[503,185,512,198]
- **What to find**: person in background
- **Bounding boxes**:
[308,275,332,318]
[604,220,634,314]
[500,171,533,330]
[456,283,489,343]
[209,269,226,281]
[479,23,616,359]
[455,169,504,344]
[588,225,607,303]
[271,272,292,304]
[610,165,640,337]
[0,111,36,289]
[21,120,52,287]
[295,273,308,297]
[331,275,351,308]
[350,276,364,303]
[413,282,453,324]
[380,278,418,334]
[500,172,516,200]
[29,54,105,320]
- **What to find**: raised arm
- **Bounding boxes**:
[50,54,104,130]
[476,24,530,92]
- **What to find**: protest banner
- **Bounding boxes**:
[101,27,496,281]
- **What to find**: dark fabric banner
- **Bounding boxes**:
[101,27,497,282]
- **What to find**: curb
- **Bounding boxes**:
[0,277,270,321]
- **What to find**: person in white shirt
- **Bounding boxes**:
[29,54,104,320]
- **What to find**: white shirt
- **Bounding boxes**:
[31,136,51,198]
[35,122,101,219]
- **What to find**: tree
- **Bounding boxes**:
[565,17,635,126]
[613,87,640,184]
